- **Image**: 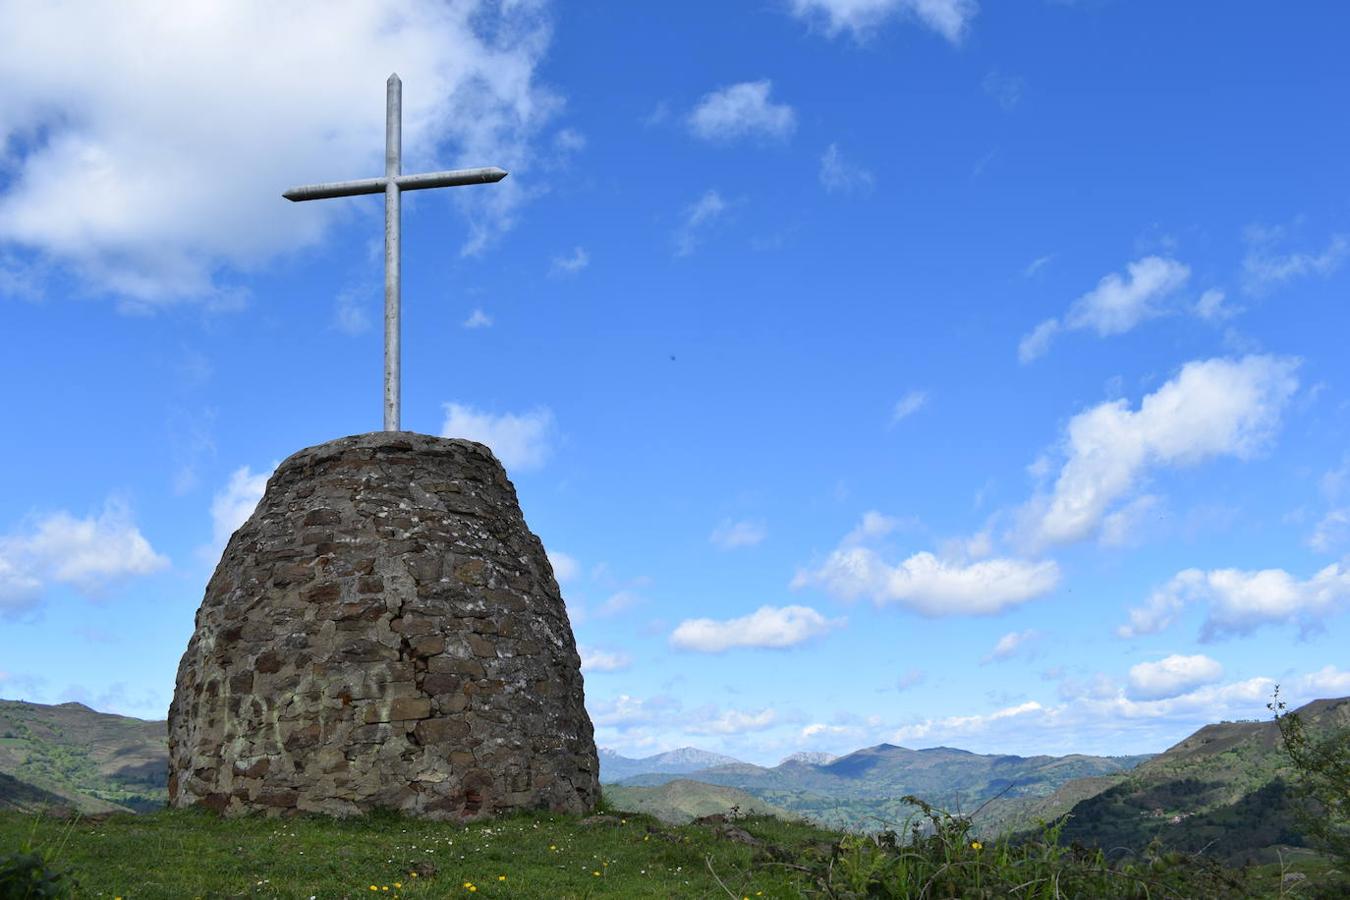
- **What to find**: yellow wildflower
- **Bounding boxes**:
[498,875,507,881]
[971,841,983,851]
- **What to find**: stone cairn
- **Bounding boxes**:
[167,432,599,819]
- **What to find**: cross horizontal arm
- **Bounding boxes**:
[282,166,508,202]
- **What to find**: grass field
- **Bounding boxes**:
[0,801,1340,898]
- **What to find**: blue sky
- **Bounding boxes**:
[1,0,1347,764]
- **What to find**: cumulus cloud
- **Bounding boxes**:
[819,144,875,194]
[890,390,928,426]
[793,546,1060,616]
[1019,257,1190,362]
[981,629,1040,663]
[709,519,767,550]
[0,500,168,614]
[1127,654,1224,700]
[579,646,632,673]
[687,81,795,142]
[550,246,590,276]
[789,0,978,43]
[674,189,728,256]
[441,402,554,471]
[1023,355,1299,547]
[670,605,843,652]
[0,1,561,305]
[1119,564,1350,641]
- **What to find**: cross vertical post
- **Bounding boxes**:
[283,75,508,433]
[384,74,402,432]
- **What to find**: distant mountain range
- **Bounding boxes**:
[604,741,1153,833]
[3,692,1343,865]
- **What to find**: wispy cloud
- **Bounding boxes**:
[819,144,875,194]
[789,0,979,44]
[550,246,590,276]
[710,519,767,550]
[674,189,728,256]
[1242,225,1349,293]
[982,70,1025,110]
[890,389,928,426]
[981,629,1041,663]
[462,308,492,329]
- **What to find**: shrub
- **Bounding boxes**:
[0,846,73,900]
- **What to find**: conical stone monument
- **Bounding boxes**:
[167,432,600,818]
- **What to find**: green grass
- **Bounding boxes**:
[0,800,1340,899]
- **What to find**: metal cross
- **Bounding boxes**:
[283,74,507,432]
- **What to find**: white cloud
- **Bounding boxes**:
[1120,564,1350,641]
[579,646,631,673]
[1019,257,1190,362]
[671,604,843,652]
[1097,494,1161,548]
[598,589,642,616]
[789,0,979,43]
[687,81,795,142]
[793,547,1060,616]
[890,389,928,425]
[842,511,905,546]
[1193,288,1238,323]
[709,519,767,550]
[546,549,580,583]
[591,694,679,728]
[1024,255,1054,278]
[819,144,875,194]
[209,466,271,549]
[1025,355,1299,547]
[674,189,728,256]
[1301,664,1350,696]
[0,500,168,613]
[1127,654,1224,700]
[0,1,560,305]
[440,402,554,471]
[1310,508,1350,553]
[1243,230,1349,293]
[463,308,493,329]
[1017,318,1061,364]
[688,707,777,735]
[550,246,590,276]
[981,629,1040,663]
[801,722,856,739]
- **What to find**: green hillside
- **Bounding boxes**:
[1047,697,1350,865]
[0,699,168,813]
[602,779,793,824]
